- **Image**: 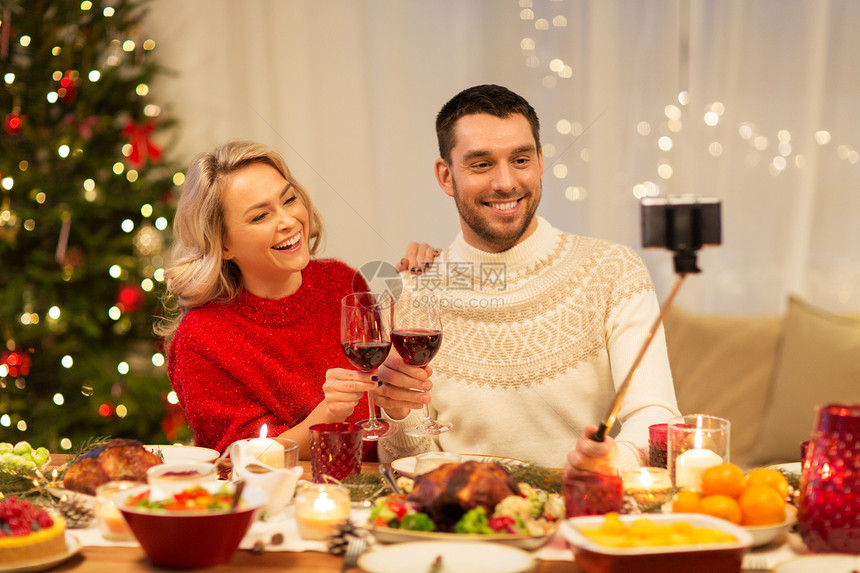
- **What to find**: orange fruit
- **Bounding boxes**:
[672,490,701,513]
[745,468,789,501]
[738,484,786,526]
[701,463,745,498]
[698,494,742,524]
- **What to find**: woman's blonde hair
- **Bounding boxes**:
[155,140,324,339]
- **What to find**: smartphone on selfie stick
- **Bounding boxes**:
[592,196,722,443]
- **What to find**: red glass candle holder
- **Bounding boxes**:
[563,471,624,518]
[798,403,860,554]
[649,423,669,468]
[309,423,362,483]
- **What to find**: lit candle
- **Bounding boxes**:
[247,424,285,468]
[674,426,723,491]
[622,467,674,508]
[294,484,351,540]
[95,481,139,541]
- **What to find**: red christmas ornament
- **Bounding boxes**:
[1,347,32,377]
[57,70,79,104]
[122,119,163,168]
[117,284,146,313]
[4,111,23,135]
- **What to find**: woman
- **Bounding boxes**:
[157,140,380,458]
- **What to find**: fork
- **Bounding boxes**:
[743,554,770,572]
[339,535,368,573]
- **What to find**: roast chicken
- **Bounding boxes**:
[63,438,162,495]
[407,460,520,531]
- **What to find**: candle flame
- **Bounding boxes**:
[313,492,336,513]
[693,427,704,449]
[821,461,832,479]
[259,423,268,439]
[639,468,653,487]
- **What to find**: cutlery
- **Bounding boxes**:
[339,535,368,572]
[378,464,402,494]
[743,554,769,572]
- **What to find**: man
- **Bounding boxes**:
[377,84,679,474]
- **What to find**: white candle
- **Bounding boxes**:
[675,448,722,491]
[246,437,285,468]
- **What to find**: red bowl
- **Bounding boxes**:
[115,482,267,569]
[560,513,752,573]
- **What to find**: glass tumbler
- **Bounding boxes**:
[798,403,860,554]
[563,471,624,518]
[309,422,363,483]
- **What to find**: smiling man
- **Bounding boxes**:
[376,85,680,474]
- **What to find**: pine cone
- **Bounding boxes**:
[327,519,361,555]
[58,495,94,528]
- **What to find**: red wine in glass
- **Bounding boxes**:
[392,294,451,437]
[340,292,393,441]
[391,329,441,366]
[341,341,391,371]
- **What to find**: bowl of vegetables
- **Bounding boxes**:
[115,481,267,569]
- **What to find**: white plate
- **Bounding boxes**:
[0,533,81,572]
[358,541,536,573]
[391,454,526,478]
[768,462,801,475]
[744,504,797,547]
[773,554,860,573]
[368,522,557,550]
[145,445,219,464]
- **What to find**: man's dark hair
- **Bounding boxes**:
[435,84,541,163]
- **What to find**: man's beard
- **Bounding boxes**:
[451,177,540,252]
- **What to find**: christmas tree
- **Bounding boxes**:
[0,0,190,451]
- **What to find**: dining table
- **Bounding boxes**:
[43,456,582,573]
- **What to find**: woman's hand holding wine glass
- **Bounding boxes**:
[340,292,394,441]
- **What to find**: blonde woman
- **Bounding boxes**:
[157,140,380,458]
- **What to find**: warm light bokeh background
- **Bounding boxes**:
[145,0,860,314]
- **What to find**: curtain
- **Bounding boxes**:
[144,0,860,314]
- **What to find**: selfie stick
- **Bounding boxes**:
[591,197,721,443]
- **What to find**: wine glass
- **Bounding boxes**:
[340,292,393,441]
[392,293,451,437]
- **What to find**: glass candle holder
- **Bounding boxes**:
[667,414,730,491]
[563,471,624,518]
[294,483,351,540]
[234,436,300,470]
[95,480,141,541]
[310,423,362,483]
[648,423,669,468]
[798,403,860,554]
[622,467,674,511]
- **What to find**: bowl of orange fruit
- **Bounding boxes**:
[670,463,796,547]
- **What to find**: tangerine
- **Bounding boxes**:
[744,468,789,501]
[672,490,701,513]
[698,494,742,524]
[738,484,786,526]
[701,463,745,498]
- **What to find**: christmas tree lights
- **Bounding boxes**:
[0,0,190,449]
